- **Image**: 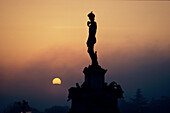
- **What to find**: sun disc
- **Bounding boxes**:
[52,78,61,85]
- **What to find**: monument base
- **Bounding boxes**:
[68,65,123,113]
[69,90,119,113]
[82,65,107,90]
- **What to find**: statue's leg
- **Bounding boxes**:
[87,44,95,65]
[92,51,98,66]
[88,46,93,60]
[87,44,98,66]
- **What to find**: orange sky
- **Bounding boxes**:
[0,0,170,110]
[0,0,170,66]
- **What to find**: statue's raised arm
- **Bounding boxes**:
[86,11,98,66]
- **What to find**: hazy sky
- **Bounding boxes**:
[0,0,170,111]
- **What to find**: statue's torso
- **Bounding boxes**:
[89,22,97,38]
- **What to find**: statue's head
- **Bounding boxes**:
[88,11,95,21]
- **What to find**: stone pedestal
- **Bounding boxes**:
[68,65,123,113]
[83,65,106,90]
[69,90,119,113]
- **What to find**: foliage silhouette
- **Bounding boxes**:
[119,89,170,113]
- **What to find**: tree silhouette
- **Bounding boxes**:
[1,100,40,113]
[130,89,148,113]
[149,96,170,113]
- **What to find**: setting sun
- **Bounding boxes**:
[52,78,62,85]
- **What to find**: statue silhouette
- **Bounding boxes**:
[87,11,98,66]
[68,12,123,113]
